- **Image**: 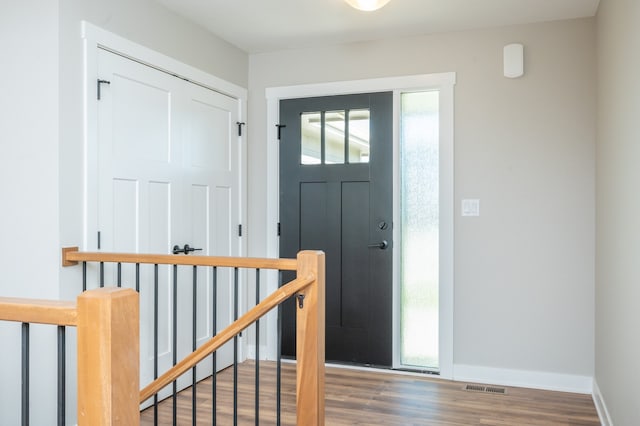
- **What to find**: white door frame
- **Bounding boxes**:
[265,73,455,378]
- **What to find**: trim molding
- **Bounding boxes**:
[82,22,247,99]
[593,379,613,426]
[453,364,594,394]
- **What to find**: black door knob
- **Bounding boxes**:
[172,244,203,255]
[367,240,388,250]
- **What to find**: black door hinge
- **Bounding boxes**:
[97,231,101,250]
[238,224,243,237]
[97,79,111,100]
[237,122,246,137]
[276,124,286,140]
[277,222,281,237]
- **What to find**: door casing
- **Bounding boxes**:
[265,74,456,377]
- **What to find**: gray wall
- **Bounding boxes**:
[596,0,640,423]
[248,18,596,381]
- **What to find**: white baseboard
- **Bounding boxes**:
[592,379,612,426]
[246,343,270,361]
[453,364,593,394]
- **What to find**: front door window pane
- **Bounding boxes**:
[301,112,321,164]
[348,109,370,163]
[325,110,345,164]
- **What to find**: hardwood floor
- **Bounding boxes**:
[140,361,600,425]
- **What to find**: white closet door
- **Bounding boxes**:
[96,48,239,400]
[177,76,240,385]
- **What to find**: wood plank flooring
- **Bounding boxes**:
[140,361,600,425]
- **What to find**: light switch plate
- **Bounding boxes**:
[462,199,480,217]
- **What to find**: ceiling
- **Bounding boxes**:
[154,0,600,54]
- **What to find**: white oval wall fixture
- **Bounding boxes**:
[504,43,524,78]
[345,0,392,11]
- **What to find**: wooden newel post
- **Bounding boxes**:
[77,287,140,425]
[296,250,326,425]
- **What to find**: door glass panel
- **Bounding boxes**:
[348,109,370,163]
[301,112,321,164]
[325,110,345,164]
[400,90,440,370]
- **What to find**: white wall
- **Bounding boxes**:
[595,0,640,424]
[0,2,60,297]
[0,2,61,424]
[248,18,596,389]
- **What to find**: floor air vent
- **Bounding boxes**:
[463,384,507,394]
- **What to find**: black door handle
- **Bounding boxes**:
[172,244,203,255]
[368,240,388,250]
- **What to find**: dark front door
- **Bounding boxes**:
[279,92,393,366]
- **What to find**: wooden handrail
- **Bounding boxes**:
[139,272,316,403]
[62,247,298,271]
[0,297,77,326]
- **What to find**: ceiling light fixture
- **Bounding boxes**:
[345,0,392,12]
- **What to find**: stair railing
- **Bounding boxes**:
[61,248,325,425]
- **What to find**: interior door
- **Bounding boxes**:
[96,48,238,398]
[181,80,239,385]
[279,92,393,366]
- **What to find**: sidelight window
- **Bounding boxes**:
[400,90,440,370]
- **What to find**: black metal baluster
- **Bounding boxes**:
[255,269,260,426]
[153,264,159,426]
[172,264,178,426]
[99,262,104,288]
[117,262,122,287]
[57,326,65,426]
[233,267,239,426]
[21,323,29,426]
[192,265,198,426]
[212,266,217,426]
[136,263,140,293]
[276,271,283,426]
[82,261,87,292]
